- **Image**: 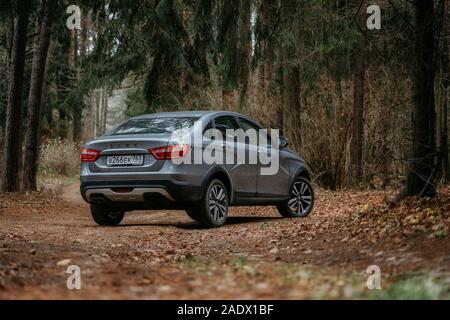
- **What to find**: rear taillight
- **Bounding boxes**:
[149,144,190,160]
[80,148,100,162]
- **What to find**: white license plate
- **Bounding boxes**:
[107,155,144,166]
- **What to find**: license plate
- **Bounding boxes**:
[107,155,144,166]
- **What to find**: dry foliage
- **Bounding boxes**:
[38,138,80,177]
[1,183,448,299]
[179,67,414,190]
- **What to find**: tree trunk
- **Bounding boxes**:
[281,50,301,145]
[39,40,53,138]
[69,28,82,142]
[238,0,251,111]
[93,90,99,137]
[22,0,54,192]
[350,1,366,186]
[101,89,108,134]
[72,102,82,142]
[1,0,30,193]
[96,90,102,136]
[259,0,274,93]
[258,0,278,128]
[81,11,93,141]
[442,0,450,183]
[405,0,436,196]
[281,0,301,147]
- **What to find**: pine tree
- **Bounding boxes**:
[280,0,301,146]
[1,0,30,192]
[22,0,55,192]
[404,0,437,196]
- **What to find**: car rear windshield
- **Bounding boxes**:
[107,117,199,135]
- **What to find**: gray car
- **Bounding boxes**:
[80,111,314,228]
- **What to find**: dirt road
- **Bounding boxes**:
[0,183,449,299]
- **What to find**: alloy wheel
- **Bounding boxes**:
[288,180,313,215]
[208,184,227,222]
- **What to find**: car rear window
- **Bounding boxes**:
[107,117,199,135]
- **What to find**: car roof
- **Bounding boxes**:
[130,110,245,120]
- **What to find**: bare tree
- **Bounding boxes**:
[350,1,366,186]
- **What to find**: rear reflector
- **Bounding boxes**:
[149,144,190,160]
[80,148,100,162]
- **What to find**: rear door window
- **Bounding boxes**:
[214,116,240,141]
[238,118,261,132]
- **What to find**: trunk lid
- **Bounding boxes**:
[86,134,170,173]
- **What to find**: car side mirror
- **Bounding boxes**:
[279,136,289,148]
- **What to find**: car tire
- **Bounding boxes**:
[277,177,314,218]
[192,179,229,228]
[90,204,125,226]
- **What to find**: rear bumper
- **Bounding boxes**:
[84,187,175,202]
[80,180,203,210]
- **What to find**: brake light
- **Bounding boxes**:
[149,144,190,160]
[80,148,100,162]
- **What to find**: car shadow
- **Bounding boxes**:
[227,216,283,225]
[117,215,283,230]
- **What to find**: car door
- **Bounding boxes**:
[214,115,258,197]
[237,117,291,198]
[257,143,292,197]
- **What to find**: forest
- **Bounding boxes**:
[0,0,449,300]
[0,0,448,195]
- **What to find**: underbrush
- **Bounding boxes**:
[37,138,80,193]
[319,186,450,244]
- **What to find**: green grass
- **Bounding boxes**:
[371,275,450,300]
[232,256,247,268]
[181,254,211,272]
[63,176,79,185]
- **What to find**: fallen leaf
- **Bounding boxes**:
[56,259,71,267]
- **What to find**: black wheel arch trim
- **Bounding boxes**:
[201,166,234,203]
[290,167,312,187]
